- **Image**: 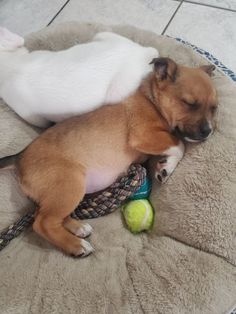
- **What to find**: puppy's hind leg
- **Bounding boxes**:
[32,171,94,257]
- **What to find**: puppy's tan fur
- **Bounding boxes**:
[0,58,217,256]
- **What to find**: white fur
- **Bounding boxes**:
[80,239,94,257]
[184,137,201,143]
[0,27,24,51]
[75,223,93,238]
[0,28,158,127]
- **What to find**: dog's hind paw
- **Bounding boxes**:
[75,223,93,238]
[70,239,95,257]
[64,218,93,238]
[79,239,95,257]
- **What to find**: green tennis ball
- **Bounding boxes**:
[123,199,154,233]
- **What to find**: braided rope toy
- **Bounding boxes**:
[0,164,146,251]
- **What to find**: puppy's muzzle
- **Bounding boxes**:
[174,122,213,143]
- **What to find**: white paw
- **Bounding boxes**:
[155,156,179,183]
[75,223,93,238]
[80,239,95,257]
[155,142,184,183]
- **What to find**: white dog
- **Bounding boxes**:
[0,27,158,127]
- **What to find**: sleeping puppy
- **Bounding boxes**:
[0,58,217,256]
[0,27,158,127]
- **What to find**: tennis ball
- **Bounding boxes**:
[122,199,154,233]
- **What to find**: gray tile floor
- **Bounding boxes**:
[0,0,236,72]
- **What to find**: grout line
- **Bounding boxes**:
[173,0,236,12]
[161,0,184,35]
[47,0,71,26]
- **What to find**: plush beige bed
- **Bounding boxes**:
[0,22,235,314]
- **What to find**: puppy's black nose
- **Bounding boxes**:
[199,122,212,138]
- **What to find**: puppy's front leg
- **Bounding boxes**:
[130,130,184,183]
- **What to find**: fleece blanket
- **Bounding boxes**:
[0,22,235,314]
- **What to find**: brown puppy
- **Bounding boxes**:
[0,58,217,256]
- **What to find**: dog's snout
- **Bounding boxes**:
[176,121,213,143]
[199,121,212,138]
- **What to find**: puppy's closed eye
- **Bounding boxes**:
[182,100,200,111]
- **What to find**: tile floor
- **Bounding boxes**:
[0,0,236,72]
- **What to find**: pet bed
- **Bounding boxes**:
[0,22,235,314]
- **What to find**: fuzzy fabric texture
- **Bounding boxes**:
[0,22,235,314]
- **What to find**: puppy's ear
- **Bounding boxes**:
[200,64,215,76]
[150,57,177,81]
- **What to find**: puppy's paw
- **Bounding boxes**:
[71,239,95,257]
[155,157,176,183]
[79,239,95,257]
[64,218,93,238]
[155,142,185,183]
[75,223,93,238]
[155,156,168,183]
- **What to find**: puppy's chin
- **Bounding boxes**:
[184,136,202,143]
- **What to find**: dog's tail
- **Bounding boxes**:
[0,153,19,170]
